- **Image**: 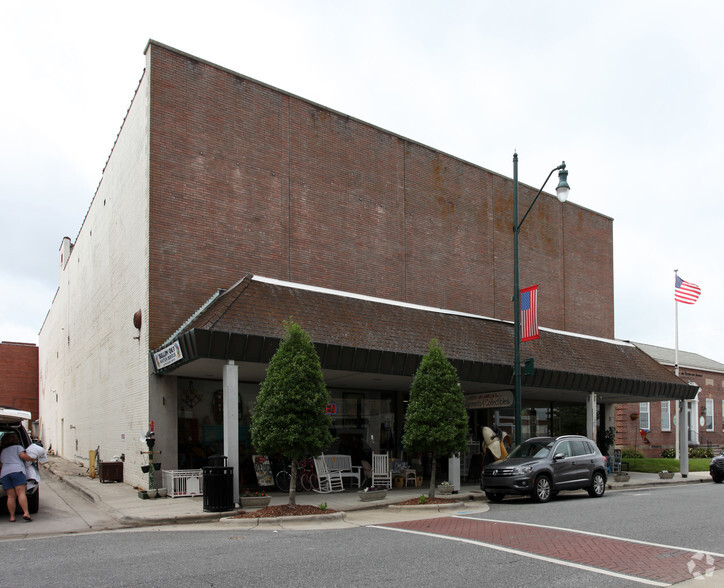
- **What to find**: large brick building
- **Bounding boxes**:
[39,41,693,495]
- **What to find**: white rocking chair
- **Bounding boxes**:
[313,454,344,493]
[371,452,392,489]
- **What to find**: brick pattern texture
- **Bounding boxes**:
[616,365,724,455]
[0,342,38,419]
[146,42,614,350]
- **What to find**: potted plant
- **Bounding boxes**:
[437,481,453,494]
[359,486,387,501]
[393,474,404,488]
[240,489,271,508]
[658,470,675,479]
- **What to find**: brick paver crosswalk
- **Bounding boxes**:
[379,517,722,585]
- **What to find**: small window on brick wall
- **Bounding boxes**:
[639,402,650,430]
[661,401,671,432]
[706,398,714,431]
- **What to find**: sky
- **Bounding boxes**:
[1,1,722,363]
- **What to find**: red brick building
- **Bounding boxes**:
[616,343,724,456]
[0,341,39,422]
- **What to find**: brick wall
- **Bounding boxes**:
[146,42,614,349]
[0,341,38,419]
[615,365,724,457]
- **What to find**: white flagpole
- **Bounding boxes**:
[675,269,689,477]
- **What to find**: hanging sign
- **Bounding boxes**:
[465,391,514,410]
[153,341,183,370]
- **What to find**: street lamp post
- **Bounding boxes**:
[512,152,570,446]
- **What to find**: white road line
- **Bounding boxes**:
[466,517,724,558]
[369,525,669,586]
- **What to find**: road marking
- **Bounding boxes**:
[467,517,724,559]
[370,524,668,586]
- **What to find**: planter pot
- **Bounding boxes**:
[359,489,387,502]
[157,488,168,498]
[137,490,149,499]
[658,472,675,479]
[241,496,271,508]
[141,465,150,473]
[393,476,404,488]
[416,475,423,488]
[613,473,630,483]
[153,462,162,471]
[437,485,453,494]
[146,489,158,498]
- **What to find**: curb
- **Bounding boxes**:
[45,465,99,504]
[389,501,466,512]
[219,512,346,527]
[607,476,711,490]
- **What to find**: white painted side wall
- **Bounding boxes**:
[39,69,152,488]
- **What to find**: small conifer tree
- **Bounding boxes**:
[251,320,333,505]
[402,339,468,497]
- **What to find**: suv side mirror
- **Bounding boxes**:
[553,452,566,461]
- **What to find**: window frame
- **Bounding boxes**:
[661,401,671,432]
[639,402,650,430]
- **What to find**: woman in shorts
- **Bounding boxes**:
[0,432,36,522]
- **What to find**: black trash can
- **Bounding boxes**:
[203,455,234,512]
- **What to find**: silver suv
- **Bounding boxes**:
[481,435,607,503]
[0,406,40,513]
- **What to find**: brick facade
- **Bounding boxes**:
[616,365,724,456]
[146,42,614,350]
[0,341,38,420]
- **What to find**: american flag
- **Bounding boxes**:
[675,275,701,305]
[520,285,539,342]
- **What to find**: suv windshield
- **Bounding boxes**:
[507,440,554,459]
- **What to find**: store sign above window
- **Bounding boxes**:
[465,391,514,410]
[153,341,183,370]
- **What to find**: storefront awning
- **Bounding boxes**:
[150,275,694,403]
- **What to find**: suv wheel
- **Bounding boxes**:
[587,471,606,498]
[532,475,552,503]
[485,491,505,502]
[712,474,723,484]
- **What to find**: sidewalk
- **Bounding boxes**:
[44,456,712,528]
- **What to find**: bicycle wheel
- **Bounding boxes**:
[308,472,319,491]
[299,471,312,492]
[275,470,290,493]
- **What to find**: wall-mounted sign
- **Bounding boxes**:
[326,403,337,415]
[465,391,514,410]
[153,341,183,370]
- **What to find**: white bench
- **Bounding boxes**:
[323,454,362,488]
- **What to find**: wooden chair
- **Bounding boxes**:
[313,454,344,493]
[371,452,392,488]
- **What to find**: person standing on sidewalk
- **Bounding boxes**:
[0,433,35,522]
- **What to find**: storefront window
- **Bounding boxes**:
[326,389,396,464]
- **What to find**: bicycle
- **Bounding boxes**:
[275,456,318,492]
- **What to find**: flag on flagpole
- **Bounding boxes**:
[520,285,539,342]
[675,275,701,305]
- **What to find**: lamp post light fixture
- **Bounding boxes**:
[512,152,570,446]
